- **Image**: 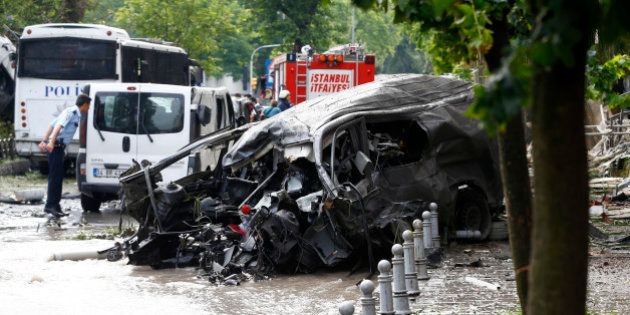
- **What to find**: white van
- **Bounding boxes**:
[77,83,234,211]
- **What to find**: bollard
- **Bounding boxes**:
[391,244,411,315]
[377,260,395,315]
[412,219,430,280]
[422,211,432,250]
[360,279,377,315]
[402,230,420,298]
[339,301,355,315]
[430,202,440,248]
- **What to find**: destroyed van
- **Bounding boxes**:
[116,74,502,274]
[77,83,235,211]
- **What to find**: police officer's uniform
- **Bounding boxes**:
[44,106,81,215]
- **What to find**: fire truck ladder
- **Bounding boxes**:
[295,57,308,102]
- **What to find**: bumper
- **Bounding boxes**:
[77,151,120,199]
[80,182,121,195]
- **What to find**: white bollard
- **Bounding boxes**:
[412,219,430,280]
[360,279,377,315]
[430,203,440,248]
[340,301,355,315]
[422,211,432,250]
[391,244,411,315]
[402,230,420,298]
[377,260,394,315]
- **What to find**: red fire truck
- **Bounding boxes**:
[268,44,375,104]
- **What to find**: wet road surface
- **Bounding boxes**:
[1,173,628,314]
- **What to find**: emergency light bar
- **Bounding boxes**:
[316,54,344,65]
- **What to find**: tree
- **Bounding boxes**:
[82,0,124,25]
[245,0,347,52]
[352,0,534,312]
[59,0,88,22]
[587,53,630,108]
[380,36,432,74]
[1,0,61,32]
[353,0,630,313]
[114,0,246,75]
[522,0,595,312]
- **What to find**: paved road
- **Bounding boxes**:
[0,173,628,314]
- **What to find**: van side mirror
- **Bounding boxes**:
[195,104,211,126]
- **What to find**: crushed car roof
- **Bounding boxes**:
[222,74,473,169]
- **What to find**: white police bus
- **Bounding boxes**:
[13,23,202,171]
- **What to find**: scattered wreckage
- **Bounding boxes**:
[110,74,503,283]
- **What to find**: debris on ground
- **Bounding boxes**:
[0,188,45,204]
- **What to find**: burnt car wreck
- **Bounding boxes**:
[113,74,502,282]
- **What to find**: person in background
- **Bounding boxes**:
[262,100,280,119]
[38,94,91,217]
[278,90,292,111]
[249,96,263,122]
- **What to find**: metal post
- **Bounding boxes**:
[430,202,440,248]
[339,301,355,315]
[402,230,420,298]
[377,260,394,315]
[351,7,356,43]
[249,44,280,94]
[422,211,432,250]
[391,244,411,315]
[412,219,430,280]
[360,279,377,315]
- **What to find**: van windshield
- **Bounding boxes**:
[94,92,184,135]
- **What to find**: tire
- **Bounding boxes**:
[455,188,492,240]
[81,193,101,212]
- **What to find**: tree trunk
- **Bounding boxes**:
[527,3,594,313]
[484,5,533,312]
[498,113,532,313]
[59,0,87,23]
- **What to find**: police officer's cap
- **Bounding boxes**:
[76,94,92,106]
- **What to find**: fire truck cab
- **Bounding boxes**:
[269,44,375,104]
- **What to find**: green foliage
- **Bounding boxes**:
[380,35,432,74]
[0,0,62,31]
[353,5,402,69]
[82,0,124,25]
[114,0,245,75]
[355,0,502,72]
[58,0,89,22]
[0,121,12,138]
[587,53,630,108]
[244,0,345,52]
[353,0,530,132]
[469,49,531,132]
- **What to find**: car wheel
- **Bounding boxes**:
[81,193,101,212]
[455,188,491,240]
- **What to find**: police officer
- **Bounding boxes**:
[38,94,91,218]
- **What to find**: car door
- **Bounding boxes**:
[135,87,190,184]
[86,86,139,185]
[198,91,234,171]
